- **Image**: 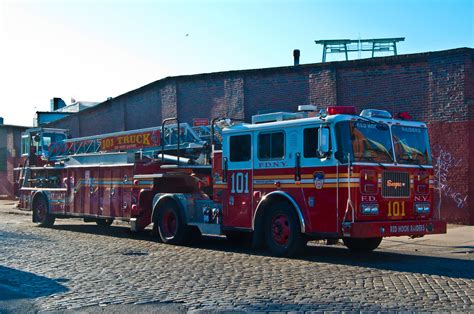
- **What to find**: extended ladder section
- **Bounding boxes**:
[48,123,206,160]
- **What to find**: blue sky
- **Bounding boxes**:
[0,0,472,126]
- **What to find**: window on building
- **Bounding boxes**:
[229,135,251,162]
[258,132,285,159]
[0,148,7,172]
[304,127,318,158]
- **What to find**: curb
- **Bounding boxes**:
[5,210,31,216]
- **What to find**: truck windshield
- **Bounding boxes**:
[392,125,432,165]
[336,121,393,163]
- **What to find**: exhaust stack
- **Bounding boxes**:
[293,49,300,66]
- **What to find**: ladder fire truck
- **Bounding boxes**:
[16,106,446,256]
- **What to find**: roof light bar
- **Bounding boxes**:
[360,109,392,119]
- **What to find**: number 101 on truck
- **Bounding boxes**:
[17,106,446,257]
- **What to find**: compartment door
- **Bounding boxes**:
[222,134,253,228]
[110,167,123,218]
[100,168,113,218]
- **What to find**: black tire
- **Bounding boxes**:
[343,237,382,251]
[156,201,191,245]
[264,203,307,257]
[33,196,55,227]
[96,218,114,226]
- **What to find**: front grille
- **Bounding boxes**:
[382,172,410,198]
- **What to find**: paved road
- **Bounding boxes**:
[0,200,472,312]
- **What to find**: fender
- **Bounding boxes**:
[151,193,189,224]
[252,190,306,233]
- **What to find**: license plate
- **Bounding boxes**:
[389,224,426,233]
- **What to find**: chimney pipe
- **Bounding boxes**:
[293,49,300,66]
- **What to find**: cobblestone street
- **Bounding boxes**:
[0,200,472,312]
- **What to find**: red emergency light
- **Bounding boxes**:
[327,106,356,115]
[396,112,413,120]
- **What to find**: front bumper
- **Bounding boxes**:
[342,219,447,238]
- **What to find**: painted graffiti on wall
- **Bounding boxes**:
[432,145,468,209]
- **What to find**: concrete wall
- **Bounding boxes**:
[45,47,474,224]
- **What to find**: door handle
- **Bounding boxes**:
[295,152,301,181]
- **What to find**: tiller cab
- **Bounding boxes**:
[16,106,446,256]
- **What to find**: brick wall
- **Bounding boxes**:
[44,48,473,224]
[244,71,309,121]
[430,121,472,224]
[0,126,28,199]
[337,62,430,120]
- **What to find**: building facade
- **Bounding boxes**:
[0,125,29,199]
[42,48,474,224]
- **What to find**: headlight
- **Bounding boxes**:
[361,203,378,215]
[415,203,430,214]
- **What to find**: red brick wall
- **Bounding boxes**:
[0,126,28,199]
[336,62,430,120]
[177,78,225,123]
[309,68,337,109]
[244,71,309,121]
[430,121,472,224]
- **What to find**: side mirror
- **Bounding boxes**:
[318,127,330,156]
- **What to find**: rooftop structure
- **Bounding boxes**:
[315,37,405,62]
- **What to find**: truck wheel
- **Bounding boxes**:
[96,218,114,226]
[33,196,55,227]
[264,203,306,257]
[157,201,190,245]
[343,237,382,251]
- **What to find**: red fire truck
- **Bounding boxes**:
[16,106,446,256]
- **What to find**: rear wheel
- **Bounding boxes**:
[264,203,306,257]
[96,218,114,226]
[343,237,382,251]
[156,201,191,245]
[33,196,55,227]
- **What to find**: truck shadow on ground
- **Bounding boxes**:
[0,265,68,301]
[50,223,474,280]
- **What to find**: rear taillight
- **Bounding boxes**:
[360,169,378,194]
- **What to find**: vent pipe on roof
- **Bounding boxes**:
[50,98,66,111]
[293,49,300,66]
